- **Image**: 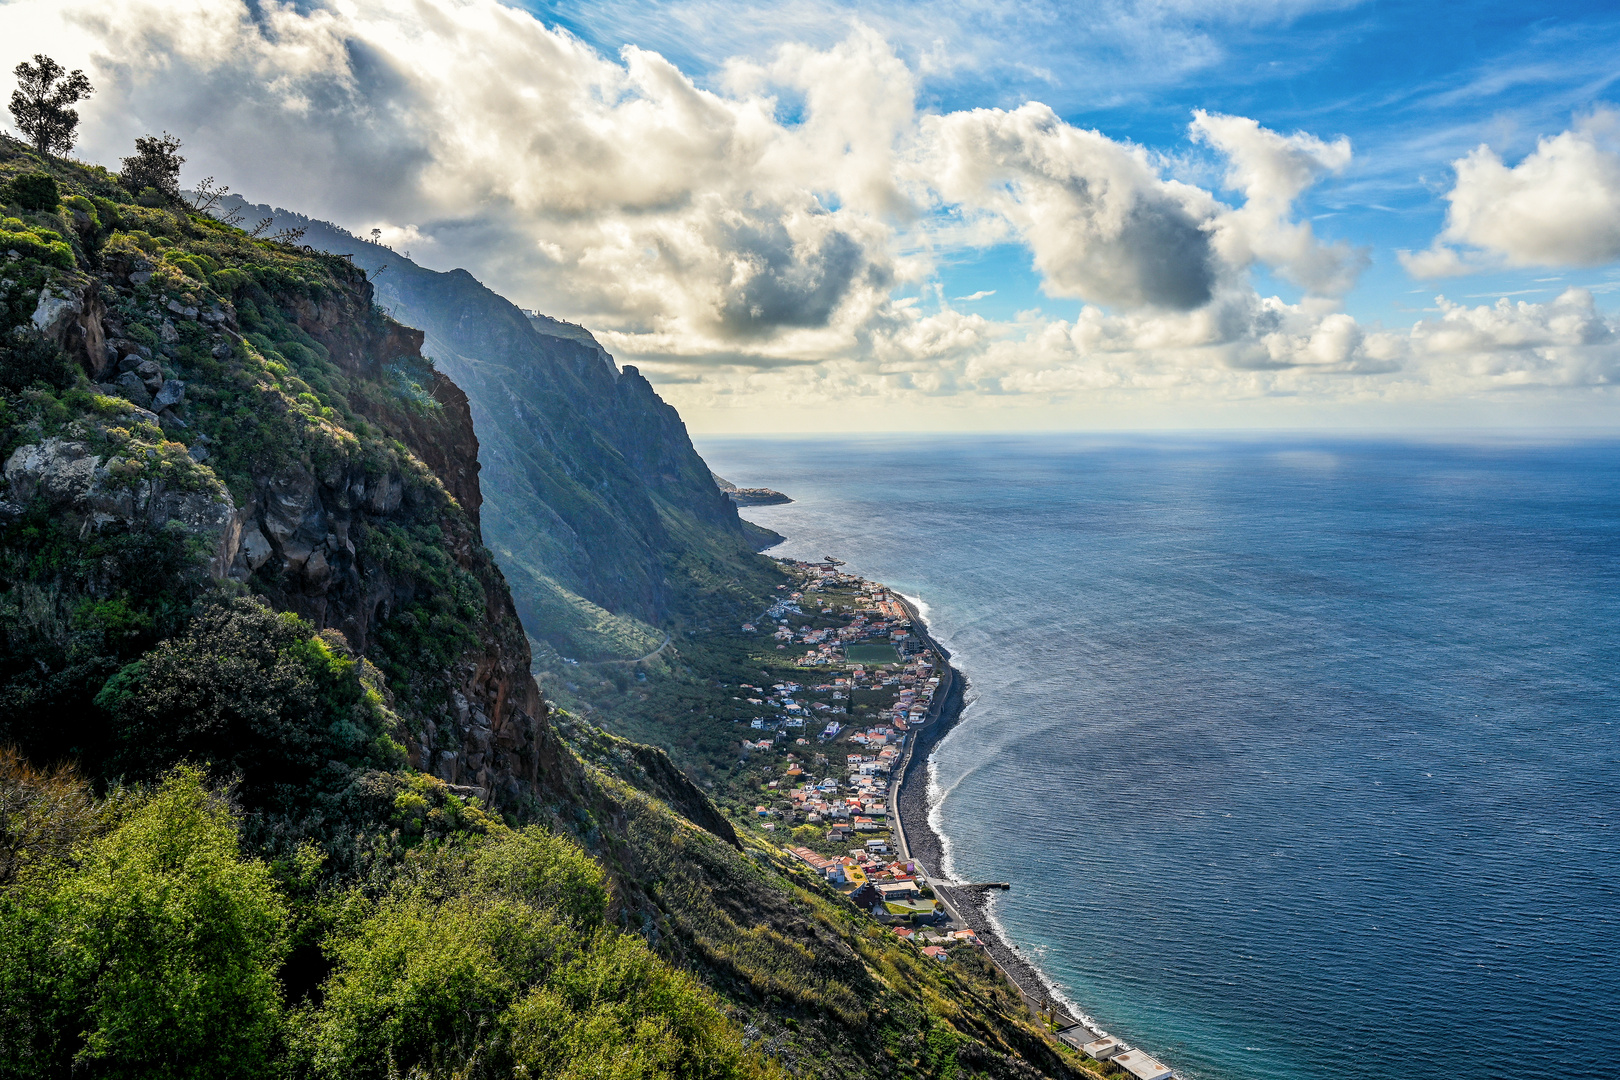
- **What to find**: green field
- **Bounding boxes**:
[844,641,901,665]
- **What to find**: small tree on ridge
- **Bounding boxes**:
[120,132,184,201]
[8,54,92,157]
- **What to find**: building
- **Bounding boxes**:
[1078,1037,1126,1062]
[1111,1049,1174,1080]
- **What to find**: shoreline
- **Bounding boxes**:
[890,597,1094,1037]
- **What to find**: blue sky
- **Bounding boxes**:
[529,0,1620,328]
[13,0,1620,428]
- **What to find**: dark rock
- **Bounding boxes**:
[114,371,153,409]
[135,359,164,393]
[152,378,185,410]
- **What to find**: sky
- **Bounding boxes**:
[5,0,1620,431]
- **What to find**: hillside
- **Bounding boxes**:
[226,197,783,664]
[0,145,1090,1080]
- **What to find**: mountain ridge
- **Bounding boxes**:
[220,197,785,662]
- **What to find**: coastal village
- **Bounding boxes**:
[538,555,1179,1080]
[739,558,1179,1080]
[735,559,981,953]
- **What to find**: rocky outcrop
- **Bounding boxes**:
[712,473,793,506]
[30,274,106,376]
[2,435,242,578]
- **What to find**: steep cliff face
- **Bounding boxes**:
[0,149,580,813]
[219,200,782,661]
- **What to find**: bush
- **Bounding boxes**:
[0,767,288,1080]
[0,337,73,392]
[0,224,74,270]
[300,829,769,1080]
[504,932,760,1080]
[95,597,404,802]
[3,173,58,212]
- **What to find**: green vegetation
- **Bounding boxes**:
[0,133,1087,1080]
[0,761,775,1080]
[845,641,901,664]
[94,597,408,804]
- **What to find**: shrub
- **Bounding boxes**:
[0,744,100,887]
[0,224,74,270]
[471,826,609,930]
[0,337,73,392]
[95,597,404,803]
[504,932,760,1080]
[0,767,288,1080]
[299,829,770,1080]
[3,173,58,212]
[305,894,571,1080]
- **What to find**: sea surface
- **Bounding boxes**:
[695,434,1620,1080]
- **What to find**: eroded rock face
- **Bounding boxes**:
[2,436,243,579]
[30,276,105,375]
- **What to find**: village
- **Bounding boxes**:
[732,559,986,962]
[738,560,1179,1080]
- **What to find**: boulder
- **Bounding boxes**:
[135,359,164,393]
[239,524,273,570]
[114,371,154,409]
[153,378,185,410]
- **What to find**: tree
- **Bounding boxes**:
[94,597,404,804]
[8,54,92,157]
[118,132,183,201]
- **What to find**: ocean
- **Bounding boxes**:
[694,434,1620,1080]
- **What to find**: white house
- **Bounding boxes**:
[1112,1049,1174,1080]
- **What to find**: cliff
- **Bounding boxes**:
[220,199,783,661]
[0,147,580,814]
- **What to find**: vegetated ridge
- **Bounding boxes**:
[0,144,1090,1080]
[226,196,784,666]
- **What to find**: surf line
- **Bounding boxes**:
[888,593,1177,1079]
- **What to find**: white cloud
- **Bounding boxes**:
[1403,110,1620,278]
[1407,288,1620,388]
[920,103,1223,310]
[1190,111,1367,297]
[3,0,1614,425]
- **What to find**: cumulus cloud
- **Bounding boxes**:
[1190,111,1367,297]
[3,0,1610,422]
[1407,288,1620,388]
[921,103,1221,310]
[1403,110,1620,278]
